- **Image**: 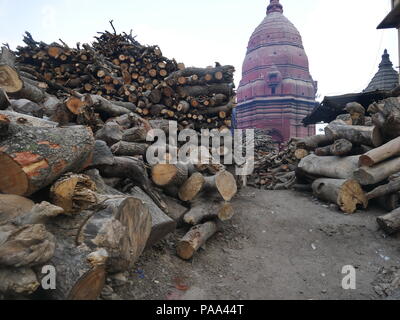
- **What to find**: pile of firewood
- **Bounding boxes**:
[0,29,239,300]
[247,138,302,190]
[292,96,400,236]
[11,25,235,131]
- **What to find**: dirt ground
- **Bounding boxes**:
[105,188,400,300]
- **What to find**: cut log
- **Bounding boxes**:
[354,157,400,185]
[345,102,365,126]
[294,149,309,160]
[202,171,238,201]
[11,99,44,118]
[296,135,333,150]
[151,163,189,188]
[376,194,400,212]
[37,241,108,300]
[111,141,149,157]
[184,199,234,225]
[0,267,39,297]
[177,221,218,260]
[178,172,205,202]
[122,126,149,143]
[325,123,383,147]
[50,173,98,214]
[0,223,55,267]
[99,156,167,212]
[0,194,35,225]
[130,187,176,248]
[377,208,400,235]
[330,139,353,156]
[0,110,58,128]
[359,136,400,167]
[95,122,123,146]
[79,197,152,273]
[312,178,368,214]
[161,195,189,227]
[367,179,400,200]
[90,140,115,168]
[0,124,94,196]
[298,154,359,179]
[88,95,131,117]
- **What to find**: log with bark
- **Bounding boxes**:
[354,157,400,185]
[377,208,400,235]
[359,136,400,167]
[176,221,218,260]
[0,123,94,196]
[298,154,359,180]
[312,178,368,214]
[325,123,383,147]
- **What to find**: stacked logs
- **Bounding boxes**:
[247,138,302,190]
[12,25,235,131]
[291,97,400,236]
[0,31,239,300]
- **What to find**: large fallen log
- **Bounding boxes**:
[312,179,368,214]
[176,221,218,260]
[0,110,58,127]
[325,123,383,147]
[79,197,152,273]
[0,123,94,196]
[359,136,400,167]
[354,157,400,185]
[298,154,359,180]
[129,187,176,248]
[377,208,400,235]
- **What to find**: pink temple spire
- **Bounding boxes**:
[267,0,283,15]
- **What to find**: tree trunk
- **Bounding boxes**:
[177,221,218,260]
[377,208,400,235]
[312,178,368,214]
[296,135,333,150]
[298,154,359,179]
[151,163,189,188]
[111,141,149,157]
[79,197,152,273]
[354,157,400,185]
[0,124,94,196]
[130,187,176,248]
[359,136,400,167]
[184,199,234,225]
[325,123,383,147]
[0,110,58,128]
[95,122,123,146]
[161,195,189,227]
[367,179,400,200]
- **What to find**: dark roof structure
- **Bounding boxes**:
[364,49,399,92]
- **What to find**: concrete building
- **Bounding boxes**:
[378,0,400,83]
[235,0,317,143]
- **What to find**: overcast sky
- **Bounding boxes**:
[0,0,398,100]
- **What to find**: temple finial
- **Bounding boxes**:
[267,0,283,15]
[380,49,393,68]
